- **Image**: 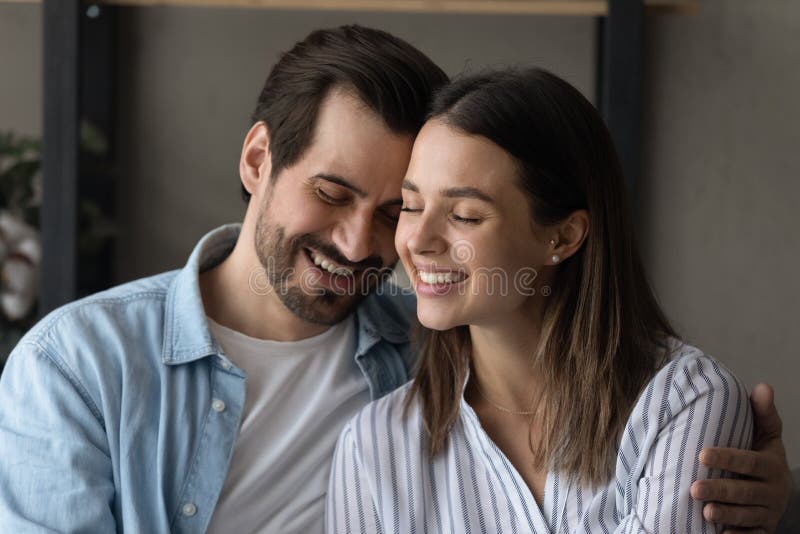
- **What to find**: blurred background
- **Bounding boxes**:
[0,0,797,468]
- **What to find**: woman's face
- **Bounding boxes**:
[396,119,552,331]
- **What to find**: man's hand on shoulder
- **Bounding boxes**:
[690,383,792,533]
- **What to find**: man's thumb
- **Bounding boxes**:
[751,383,783,438]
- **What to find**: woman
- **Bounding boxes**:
[327,68,753,532]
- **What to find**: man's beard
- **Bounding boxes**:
[254,207,391,326]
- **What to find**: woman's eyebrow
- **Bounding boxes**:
[402,179,419,192]
[402,180,493,203]
[442,187,494,203]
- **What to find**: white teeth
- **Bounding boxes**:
[419,271,463,285]
[309,250,354,276]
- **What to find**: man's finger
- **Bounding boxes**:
[702,502,772,528]
[750,383,783,439]
[699,448,777,478]
[691,479,774,506]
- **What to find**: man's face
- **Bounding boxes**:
[254,89,414,325]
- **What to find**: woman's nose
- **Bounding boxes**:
[405,213,447,257]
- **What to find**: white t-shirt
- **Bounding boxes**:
[205,314,369,533]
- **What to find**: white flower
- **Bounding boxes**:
[0,211,41,321]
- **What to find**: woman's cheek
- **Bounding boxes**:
[394,221,412,258]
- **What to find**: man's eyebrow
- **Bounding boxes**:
[313,173,367,198]
[442,187,494,203]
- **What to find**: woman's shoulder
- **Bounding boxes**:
[655,338,748,399]
[614,337,754,497]
[627,337,751,436]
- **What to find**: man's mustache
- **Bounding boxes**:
[294,234,384,271]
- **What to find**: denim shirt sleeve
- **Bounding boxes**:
[0,340,116,533]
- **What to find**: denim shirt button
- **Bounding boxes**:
[182,502,197,517]
[218,358,231,370]
[212,399,226,413]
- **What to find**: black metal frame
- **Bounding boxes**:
[41,0,116,315]
[39,0,644,313]
[597,0,644,191]
[42,0,81,314]
[79,3,117,297]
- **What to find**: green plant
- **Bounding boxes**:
[0,132,40,225]
[0,132,42,361]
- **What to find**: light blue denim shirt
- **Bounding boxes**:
[0,224,417,533]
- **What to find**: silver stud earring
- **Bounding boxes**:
[552,254,560,264]
[549,239,556,246]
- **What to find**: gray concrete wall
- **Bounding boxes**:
[639,1,800,467]
[0,4,41,136]
[0,2,797,465]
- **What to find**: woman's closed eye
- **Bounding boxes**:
[400,206,423,214]
[451,214,482,225]
[401,206,483,225]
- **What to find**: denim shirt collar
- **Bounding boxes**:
[161,224,410,366]
[162,224,240,365]
[354,297,410,352]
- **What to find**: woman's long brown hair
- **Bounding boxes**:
[405,68,676,485]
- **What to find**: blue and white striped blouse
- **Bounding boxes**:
[326,340,753,533]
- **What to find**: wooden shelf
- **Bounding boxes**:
[3,0,699,16]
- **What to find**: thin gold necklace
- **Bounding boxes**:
[474,381,536,416]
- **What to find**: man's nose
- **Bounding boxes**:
[333,211,376,264]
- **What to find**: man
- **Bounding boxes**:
[0,25,791,533]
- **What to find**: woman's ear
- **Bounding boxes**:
[240,121,272,198]
[548,209,589,265]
